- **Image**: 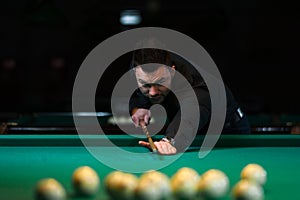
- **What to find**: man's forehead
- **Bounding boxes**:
[134,64,170,72]
[135,65,171,82]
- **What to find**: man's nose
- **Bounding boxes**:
[149,85,159,96]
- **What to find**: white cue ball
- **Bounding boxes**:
[72,166,100,196]
[171,167,200,200]
[135,170,171,200]
[197,169,230,199]
[241,164,267,186]
[104,171,138,200]
[35,178,66,200]
[232,179,264,200]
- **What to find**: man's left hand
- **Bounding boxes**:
[138,141,177,155]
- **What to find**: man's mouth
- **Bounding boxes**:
[149,96,163,103]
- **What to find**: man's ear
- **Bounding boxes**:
[130,67,137,78]
[170,65,176,77]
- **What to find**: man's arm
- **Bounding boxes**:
[138,87,210,155]
[164,86,211,152]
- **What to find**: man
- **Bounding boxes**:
[130,48,250,155]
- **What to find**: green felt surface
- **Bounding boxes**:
[1,135,300,200]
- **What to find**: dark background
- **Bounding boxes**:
[0,0,299,116]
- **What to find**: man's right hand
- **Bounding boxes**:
[131,108,151,127]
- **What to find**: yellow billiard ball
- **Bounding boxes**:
[35,178,66,200]
[232,179,264,200]
[136,170,171,200]
[241,164,267,186]
[170,167,200,200]
[197,169,229,199]
[104,171,138,200]
[72,166,100,196]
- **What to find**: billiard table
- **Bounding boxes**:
[0,134,300,200]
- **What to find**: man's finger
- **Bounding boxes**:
[131,115,139,127]
[138,141,150,148]
[144,115,150,126]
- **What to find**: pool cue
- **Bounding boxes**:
[140,121,158,153]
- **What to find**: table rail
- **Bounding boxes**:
[1,135,300,147]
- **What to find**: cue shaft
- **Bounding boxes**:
[140,121,157,153]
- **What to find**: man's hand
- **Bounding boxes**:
[139,141,177,155]
[131,108,151,127]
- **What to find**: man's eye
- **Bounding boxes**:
[139,81,146,86]
[142,84,151,88]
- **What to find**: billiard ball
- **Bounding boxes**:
[197,169,229,199]
[104,171,138,200]
[241,164,267,186]
[135,170,171,200]
[232,179,264,200]
[35,178,66,200]
[170,167,200,200]
[72,166,100,196]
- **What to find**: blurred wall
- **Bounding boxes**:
[0,0,299,114]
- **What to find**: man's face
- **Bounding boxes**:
[135,65,175,104]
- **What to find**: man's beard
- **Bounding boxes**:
[149,96,165,104]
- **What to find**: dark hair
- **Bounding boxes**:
[131,48,172,72]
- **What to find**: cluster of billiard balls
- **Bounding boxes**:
[35,163,267,200]
[232,163,267,200]
[35,166,100,200]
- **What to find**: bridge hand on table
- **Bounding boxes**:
[138,140,177,155]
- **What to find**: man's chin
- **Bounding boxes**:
[149,97,164,104]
